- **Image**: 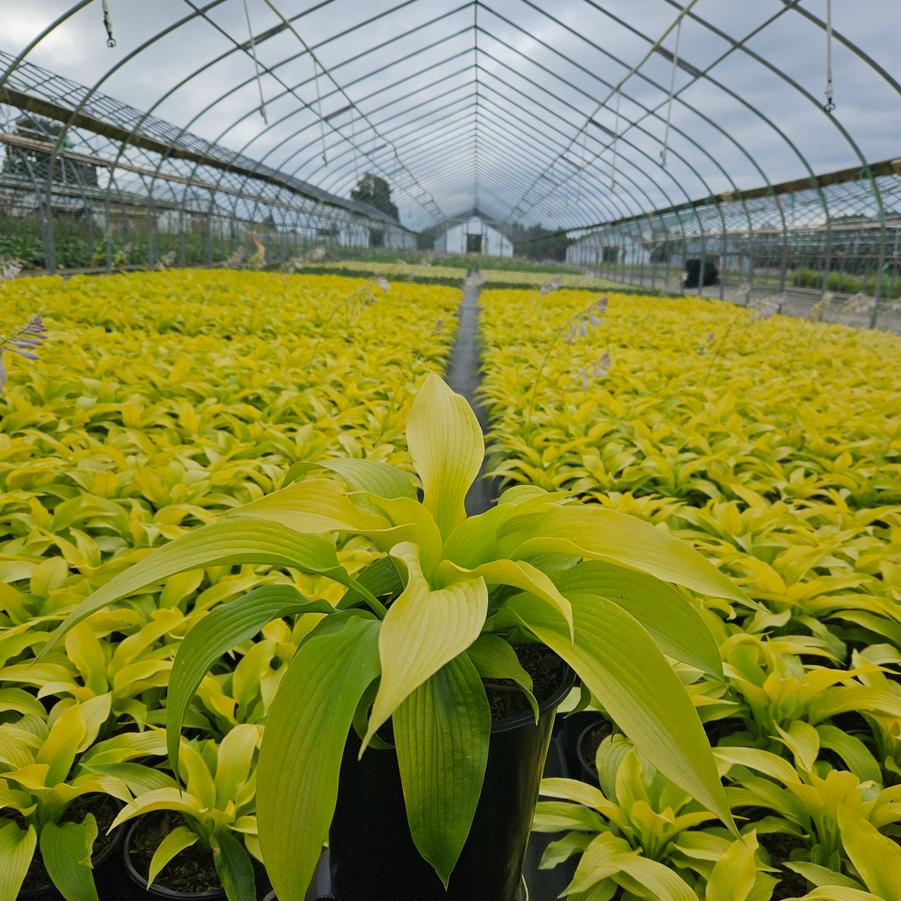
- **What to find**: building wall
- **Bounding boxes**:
[435,217,513,257]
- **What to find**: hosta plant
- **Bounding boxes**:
[0,694,167,899]
[718,746,901,899]
[48,374,745,900]
[112,724,262,899]
[534,733,776,900]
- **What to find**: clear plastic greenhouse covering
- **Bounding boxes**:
[1,1,899,313]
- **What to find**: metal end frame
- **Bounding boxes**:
[0,1,896,320]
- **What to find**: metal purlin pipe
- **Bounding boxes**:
[256,0,445,221]
[662,0,887,301]
[477,6,764,259]
[510,2,813,273]
[172,0,440,224]
[476,53,713,248]
[505,0,700,222]
[100,0,430,247]
[3,0,892,264]
[475,34,731,245]
[509,0,803,226]
[195,39,474,227]
[31,1,230,271]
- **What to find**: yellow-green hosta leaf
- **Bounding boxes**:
[214,725,259,810]
[257,615,380,901]
[837,806,901,899]
[230,478,390,534]
[37,695,111,786]
[780,889,883,901]
[394,654,490,886]
[148,825,197,887]
[110,788,205,830]
[0,820,37,900]
[406,373,484,537]
[363,495,444,576]
[40,815,99,901]
[539,777,622,823]
[714,747,801,785]
[317,458,416,499]
[63,624,108,695]
[775,722,820,774]
[565,831,696,899]
[46,520,350,653]
[178,742,217,811]
[363,542,488,750]
[211,831,255,901]
[166,585,332,781]
[553,562,722,676]
[816,725,881,784]
[436,557,573,636]
[508,591,734,831]
[705,833,761,901]
[784,861,863,890]
[501,506,748,604]
[615,853,698,901]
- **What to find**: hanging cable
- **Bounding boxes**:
[314,58,327,164]
[824,0,835,112]
[350,107,359,186]
[575,125,588,213]
[660,15,682,167]
[242,0,268,124]
[101,0,116,48]
[610,88,620,190]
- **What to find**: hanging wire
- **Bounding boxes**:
[350,106,360,186]
[242,0,268,125]
[610,88,620,190]
[101,0,116,48]
[575,124,588,213]
[824,0,835,112]
[313,56,327,164]
[660,15,683,167]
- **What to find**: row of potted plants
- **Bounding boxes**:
[478,287,900,899]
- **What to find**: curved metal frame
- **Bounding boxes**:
[0,0,897,318]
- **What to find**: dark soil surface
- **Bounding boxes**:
[703,716,747,746]
[127,813,222,896]
[484,645,566,720]
[758,832,809,900]
[21,793,120,895]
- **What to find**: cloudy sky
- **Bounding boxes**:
[2,0,899,229]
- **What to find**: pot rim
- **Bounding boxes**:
[489,663,576,734]
[123,816,226,901]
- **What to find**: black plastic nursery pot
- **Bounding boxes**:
[576,719,613,786]
[123,816,226,901]
[20,795,125,900]
[555,711,605,779]
[328,662,576,901]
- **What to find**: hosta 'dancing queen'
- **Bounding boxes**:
[47,374,744,900]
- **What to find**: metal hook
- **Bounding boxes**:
[824,98,835,113]
[102,0,116,48]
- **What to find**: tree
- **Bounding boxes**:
[350,173,399,222]
[506,222,572,261]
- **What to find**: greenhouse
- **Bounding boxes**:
[0,2,899,900]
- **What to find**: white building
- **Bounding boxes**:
[435,215,513,257]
